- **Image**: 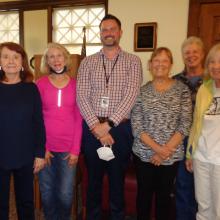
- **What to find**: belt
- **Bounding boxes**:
[97,117,128,124]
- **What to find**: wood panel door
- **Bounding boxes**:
[188,0,220,52]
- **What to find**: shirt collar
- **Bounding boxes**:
[100,47,122,60]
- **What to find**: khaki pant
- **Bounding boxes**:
[193,159,220,220]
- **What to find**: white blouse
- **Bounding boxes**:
[194,86,220,164]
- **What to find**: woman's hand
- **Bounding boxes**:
[45,151,54,165]
[33,157,45,174]
[157,145,174,160]
[64,153,78,167]
[185,159,193,173]
[150,154,163,166]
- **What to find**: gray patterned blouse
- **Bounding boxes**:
[131,80,192,165]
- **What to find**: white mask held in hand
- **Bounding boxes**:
[97,145,115,161]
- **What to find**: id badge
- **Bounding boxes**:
[100,96,109,109]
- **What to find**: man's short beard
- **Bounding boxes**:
[102,40,118,47]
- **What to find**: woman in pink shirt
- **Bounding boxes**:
[36,43,82,220]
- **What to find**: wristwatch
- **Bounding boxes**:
[107,119,115,128]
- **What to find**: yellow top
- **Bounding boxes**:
[186,79,214,159]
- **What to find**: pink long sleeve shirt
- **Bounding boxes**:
[36,76,82,155]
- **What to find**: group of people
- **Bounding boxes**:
[0,13,219,220]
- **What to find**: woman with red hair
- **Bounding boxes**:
[0,42,46,220]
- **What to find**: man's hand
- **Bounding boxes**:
[91,122,111,139]
[99,133,115,146]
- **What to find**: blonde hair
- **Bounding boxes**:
[181,36,205,54]
[40,42,72,74]
[204,43,220,79]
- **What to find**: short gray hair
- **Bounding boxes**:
[181,36,205,54]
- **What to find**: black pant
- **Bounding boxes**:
[134,155,178,220]
[82,120,133,220]
[0,163,35,220]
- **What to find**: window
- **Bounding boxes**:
[0,11,19,43]
[52,5,105,55]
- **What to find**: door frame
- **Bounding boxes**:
[188,0,220,36]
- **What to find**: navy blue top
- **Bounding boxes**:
[0,81,46,170]
[173,70,203,109]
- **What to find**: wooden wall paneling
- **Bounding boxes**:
[188,0,220,52]
[187,0,201,36]
[188,0,220,36]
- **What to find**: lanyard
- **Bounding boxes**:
[102,54,119,88]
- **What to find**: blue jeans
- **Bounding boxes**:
[38,152,76,220]
[175,138,197,220]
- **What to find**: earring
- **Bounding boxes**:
[21,66,24,71]
[0,66,1,70]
